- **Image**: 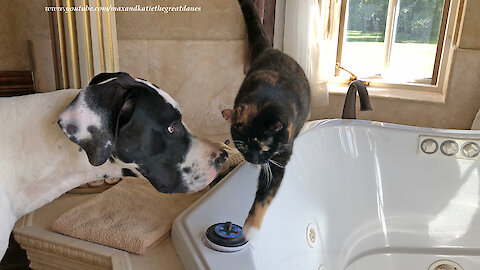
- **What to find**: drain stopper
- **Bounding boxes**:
[204,221,248,252]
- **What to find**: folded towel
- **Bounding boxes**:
[52,178,206,255]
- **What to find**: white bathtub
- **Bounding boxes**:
[172,119,480,270]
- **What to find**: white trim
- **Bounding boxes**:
[383,0,399,73]
[96,77,117,85]
[436,0,460,94]
[273,0,286,50]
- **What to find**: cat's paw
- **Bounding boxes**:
[242,224,260,241]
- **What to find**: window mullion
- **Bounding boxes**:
[383,0,399,76]
[334,0,348,77]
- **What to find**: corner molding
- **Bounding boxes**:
[14,227,132,270]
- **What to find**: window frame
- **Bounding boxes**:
[332,0,461,95]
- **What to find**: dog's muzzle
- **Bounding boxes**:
[178,138,229,193]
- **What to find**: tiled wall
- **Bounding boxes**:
[116,0,246,138]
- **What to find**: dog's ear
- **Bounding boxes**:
[59,72,139,166]
[114,91,136,138]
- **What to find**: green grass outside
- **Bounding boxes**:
[346,30,438,44]
[346,30,384,42]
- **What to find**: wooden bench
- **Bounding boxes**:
[0,71,35,97]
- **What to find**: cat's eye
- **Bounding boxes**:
[260,144,270,152]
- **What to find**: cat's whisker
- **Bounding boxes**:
[260,164,270,190]
[267,163,273,185]
[269,159,285,168]
[260,163,274,190]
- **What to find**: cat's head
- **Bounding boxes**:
[222,103,291,165]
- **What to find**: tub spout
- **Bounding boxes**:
[341,80,372,119]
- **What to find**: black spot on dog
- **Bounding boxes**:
[194,176,199,180]
[70,136,78,143]
[87,125,97,133]
[210,152,217,160]
[182,167,191,174]
[103,174,109,178]
[78,147,83,152]
[66,124,78,135]
[109,157,115,163]
[122,168,137,177]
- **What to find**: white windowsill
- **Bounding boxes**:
[327,83,446,104]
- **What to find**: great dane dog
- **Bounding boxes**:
[0,72,227,259]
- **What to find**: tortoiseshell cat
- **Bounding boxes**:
[222,0,311,239]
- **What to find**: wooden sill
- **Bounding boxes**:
[328,83,446,104]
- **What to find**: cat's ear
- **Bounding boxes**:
[222,109,234,123]
[268,120,283,132]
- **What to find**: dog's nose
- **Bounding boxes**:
[214,149,228,170]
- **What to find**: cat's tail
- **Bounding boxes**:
[237,0,271,62]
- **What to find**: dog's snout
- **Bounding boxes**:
[65,124,78,135]
[178,138,231,193]
[58,119,78,136]
[214,149,228,170]
[58,119,65,130]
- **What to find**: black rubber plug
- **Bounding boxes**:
[205,221,248,252]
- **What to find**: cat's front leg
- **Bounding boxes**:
[243,155,288,240]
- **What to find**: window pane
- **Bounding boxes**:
[342,0,389,77]
[388,0,445,83]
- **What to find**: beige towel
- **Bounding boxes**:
[52,178,206,255]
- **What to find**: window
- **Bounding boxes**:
[333,0,458,92]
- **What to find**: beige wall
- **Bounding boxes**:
[458,0,480,50]
[116,0,246,138]
[0,0,56,92]
[117,0,479,137]
[0,1,29,71]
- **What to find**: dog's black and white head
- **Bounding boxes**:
[58,72,227,193]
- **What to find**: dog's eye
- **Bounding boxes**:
[168,122,178,134]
